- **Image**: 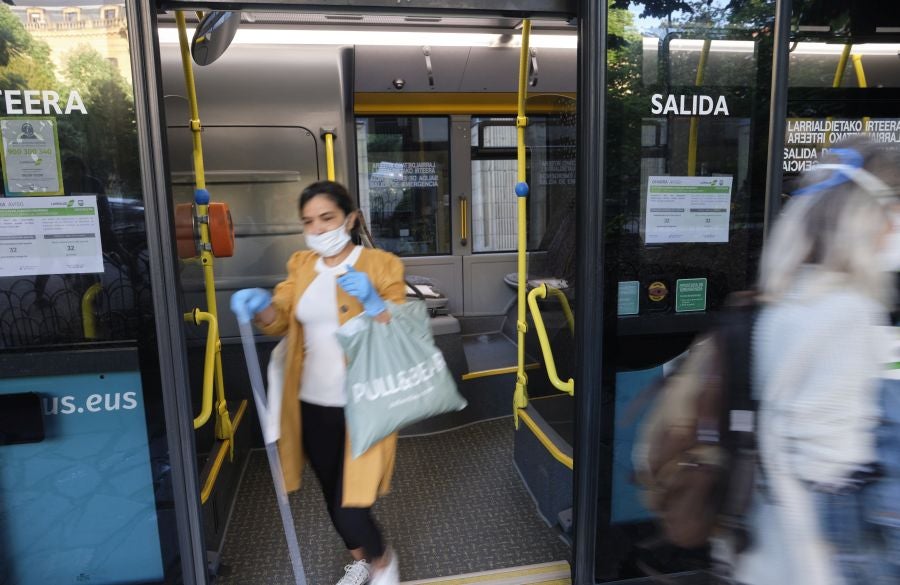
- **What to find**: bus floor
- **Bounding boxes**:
[213,417,571,584]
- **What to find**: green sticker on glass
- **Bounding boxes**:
[0,117,64,196]
[675,278,707,313]
[618,281,640,316]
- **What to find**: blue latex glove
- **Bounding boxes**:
[337,266,386,317]
[230,288,272,324]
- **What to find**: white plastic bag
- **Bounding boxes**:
[263,337,287,444]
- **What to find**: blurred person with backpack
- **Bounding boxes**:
[733,141,900,585]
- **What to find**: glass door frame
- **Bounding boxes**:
[135,0,797,582]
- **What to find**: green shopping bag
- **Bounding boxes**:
[336,301,466,458]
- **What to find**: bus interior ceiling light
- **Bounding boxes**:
[158,28,577,49]
[644,38,900,56]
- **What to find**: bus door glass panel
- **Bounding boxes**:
[0,3,180,583]
[596,2,774,579]
[356,117,451,256]
[784,2,900,191]
[470,118,520,253]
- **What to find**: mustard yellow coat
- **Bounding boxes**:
[258,247,406,506]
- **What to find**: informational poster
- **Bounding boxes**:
[675,278,708,313]
[617,281,640,316]
[0,116,64,196]
[369,161,439,188]
[0,195,104,277]
[645,176,733,244]
[0,349,165,585]
[784,118,900,172]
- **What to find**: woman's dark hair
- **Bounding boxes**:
[299,180,362,244]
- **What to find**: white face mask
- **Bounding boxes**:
[304,218,352,257]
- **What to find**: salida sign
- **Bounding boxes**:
[650,94,730,116]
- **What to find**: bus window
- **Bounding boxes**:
[356,116,451,256]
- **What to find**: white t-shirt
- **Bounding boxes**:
[294,246,363,407]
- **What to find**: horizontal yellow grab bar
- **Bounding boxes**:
[201,399,248,504]
[461,363,540,381]
[518,408,573,470]
[527,284,574,396]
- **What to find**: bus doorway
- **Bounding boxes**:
[153,4,579,585]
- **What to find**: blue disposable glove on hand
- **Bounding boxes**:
[230,288,272,324]
[337,266,386,317]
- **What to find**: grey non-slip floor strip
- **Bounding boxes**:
[215,418,571,584]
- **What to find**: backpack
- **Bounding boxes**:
[633,294,759,551]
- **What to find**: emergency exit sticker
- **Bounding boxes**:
[617,281,640,316]
[675,278,707,313]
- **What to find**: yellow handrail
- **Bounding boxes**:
[833,43,852,88]
[324,132,336,180]
[187,309,217,429]
[687,38,711,177]
[512,19,532,428]
[517,407,574,469]
[176,12,234,450]
[527,284,574,396]
[81,283,103,340]
[201,399,249,503]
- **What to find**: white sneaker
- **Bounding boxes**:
[336,559,370,585]
[369,550,399,585]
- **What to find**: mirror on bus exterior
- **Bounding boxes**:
[191,11,241,66]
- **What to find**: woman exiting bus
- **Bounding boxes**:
[231,180,404,585]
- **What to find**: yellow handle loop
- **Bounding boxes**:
[527,285,575,396]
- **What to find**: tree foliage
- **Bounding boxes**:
[0,5,56,90]
[60,45,139,194]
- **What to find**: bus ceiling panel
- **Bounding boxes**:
[157,11,574,31]
[157,0,577,18]
[356,46,575,94]
[160,42,352,128]
[355,46,470,93]
[794,0,900,41]
[459,47,575,93]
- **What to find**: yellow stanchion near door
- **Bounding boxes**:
[175,11,235,457]
[687,39,711,177]
[81,283,103,340]
[512,20,532,429]
[323,130,336,181]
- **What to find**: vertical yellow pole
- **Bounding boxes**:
[852,53,870,130]
[513,20,532,428]
[687,39,711,177]
[176,12,233,448]
[324,133,336,180]
[833,44,852,88]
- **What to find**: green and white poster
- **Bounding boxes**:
[645,176,732,244]
[0,116,64,196]
[0,195,103,276]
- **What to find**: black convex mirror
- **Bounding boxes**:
[191,11,241,66]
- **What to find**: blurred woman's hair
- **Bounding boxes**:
[759,138,900,304]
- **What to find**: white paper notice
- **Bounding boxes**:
[645,176,733,244]
[0,117,64,196]
[0,196,104,277]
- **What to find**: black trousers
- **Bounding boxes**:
[300,401,385,559]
